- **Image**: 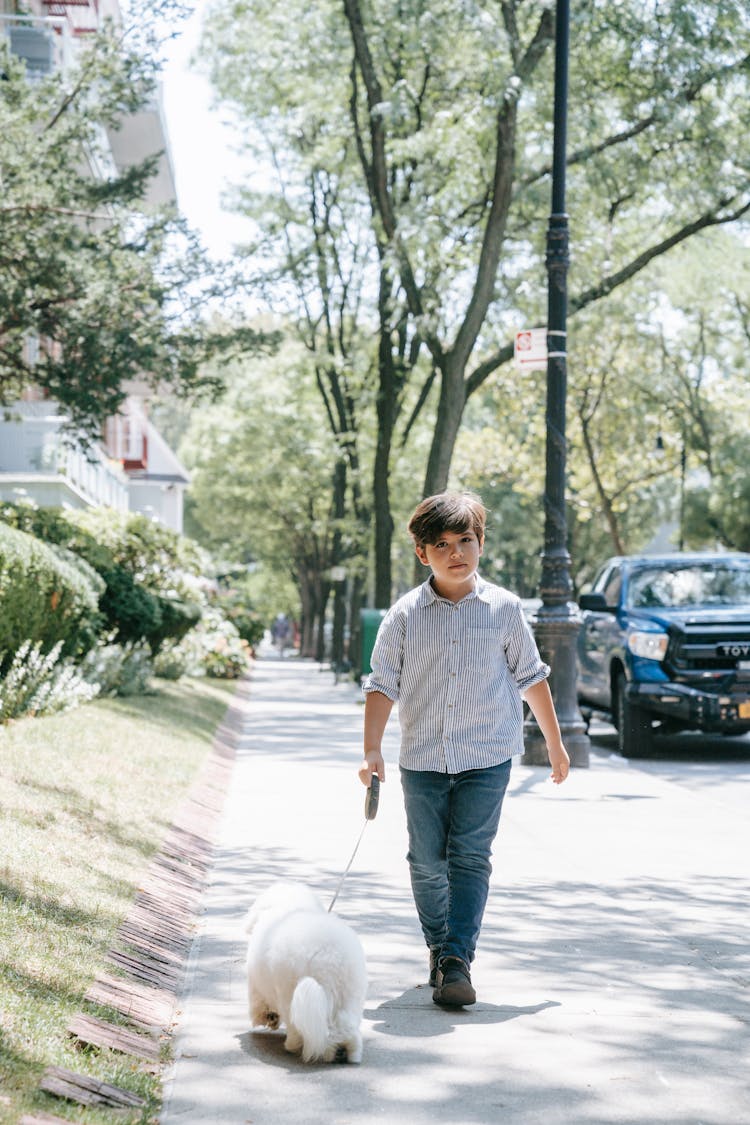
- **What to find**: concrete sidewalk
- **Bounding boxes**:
[161,656,750,1125]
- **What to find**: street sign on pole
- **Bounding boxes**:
[514,327,548,371]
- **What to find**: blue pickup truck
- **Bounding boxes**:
[577,552,750,756]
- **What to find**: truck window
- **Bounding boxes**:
[602,567,622,607]
[592,565,612,593]
[628,564,750,608]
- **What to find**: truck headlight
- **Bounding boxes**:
[628,631,668,661]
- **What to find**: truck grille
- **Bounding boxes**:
[669,623,750,672]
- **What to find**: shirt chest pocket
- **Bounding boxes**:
[464,627,506,673]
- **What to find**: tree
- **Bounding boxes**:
[455,226,750,583]
[342,0,750,482]
[203,0,750,598]
[647,234,750,551]
[202,9,433,606]
[181,344,355,659]
[235,151,378,638]
[0,9,267,440]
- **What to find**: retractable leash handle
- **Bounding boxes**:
[364,773,380,820]
[328,774,381,913]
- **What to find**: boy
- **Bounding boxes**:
[359,491,569,1007]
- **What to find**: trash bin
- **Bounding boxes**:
[359,608,387,676]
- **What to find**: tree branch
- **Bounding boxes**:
[400,363,437,448]
[520,53,750,190]
[342,0,445,366]
[465,194,750,395]
[0,205,112,221]
[569,196,750,313]
[451,7,553,370]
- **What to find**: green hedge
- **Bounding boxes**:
[149,595,203,654]
[0,523,103,667]
[0,505,204,653]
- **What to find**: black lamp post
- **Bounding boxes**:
[523,0,590,768]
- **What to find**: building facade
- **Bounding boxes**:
[0,0,189,532]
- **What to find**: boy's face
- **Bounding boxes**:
[415,527,483,601]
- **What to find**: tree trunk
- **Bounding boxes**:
[410,358,468,586]
[422,357,468,496]
[373,440,394,607]
[330,458,347,669]
[314,581,330,662]
[347,571,365,677]
[579,412,626,555]
[373,299,398,606]
[298,575,316,658]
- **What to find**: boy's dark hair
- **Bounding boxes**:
[408,491,486,547]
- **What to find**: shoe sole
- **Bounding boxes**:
[432,980,476,1007]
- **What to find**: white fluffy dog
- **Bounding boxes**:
[244,881,367,1064]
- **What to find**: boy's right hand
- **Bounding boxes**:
[359,750,385,786]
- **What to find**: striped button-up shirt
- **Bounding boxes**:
[363,575,549,772]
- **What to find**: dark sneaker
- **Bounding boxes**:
[432,957,476,1007]
[428,946,441,988]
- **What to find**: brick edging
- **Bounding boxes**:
[36,672,254,1114]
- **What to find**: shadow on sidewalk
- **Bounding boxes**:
[367,989,561,1032]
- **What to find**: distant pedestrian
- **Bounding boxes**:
[359,491,569,1007]
[271,613,293,658]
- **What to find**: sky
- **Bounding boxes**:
[159,6,252,259]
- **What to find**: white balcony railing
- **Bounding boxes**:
[62,442,129,511]
[0,405,129,512]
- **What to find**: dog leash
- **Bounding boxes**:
[328,775,380,913]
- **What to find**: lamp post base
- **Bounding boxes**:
[522,721,590,767]
[523,602,590,768]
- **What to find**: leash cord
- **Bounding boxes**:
[328,819,369,913]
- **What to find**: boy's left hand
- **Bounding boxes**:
[548,742,570,784]
[358,749,385,786]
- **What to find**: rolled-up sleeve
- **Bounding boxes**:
[362,607,404,702]
[505,601,550,692]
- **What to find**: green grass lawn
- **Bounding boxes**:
[0,676,238,1125]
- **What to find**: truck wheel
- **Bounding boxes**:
[614,671,654,758]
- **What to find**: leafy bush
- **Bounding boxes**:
[80,637,154,697]
[0,640,100,721]
[212,576,268,652]
[97,563,164,646]
[151,645,190,681]
[201,635,252,679]
[154,606,251,680]
[0,521,103,668]
[219,600,266,651]
[65,508,207,598]
[148,596,203,655]
[0,503,204,654]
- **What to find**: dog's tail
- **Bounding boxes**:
[289,977,330,1062]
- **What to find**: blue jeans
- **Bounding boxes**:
[400,761,512,966]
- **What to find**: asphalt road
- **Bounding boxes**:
[588,716,750,801]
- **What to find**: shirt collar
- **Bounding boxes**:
[417,573,492,606]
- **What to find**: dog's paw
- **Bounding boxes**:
[339,1033,363,1064]
[250,1002,279,1030]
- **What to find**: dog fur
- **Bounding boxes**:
[244,881,367,1064]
